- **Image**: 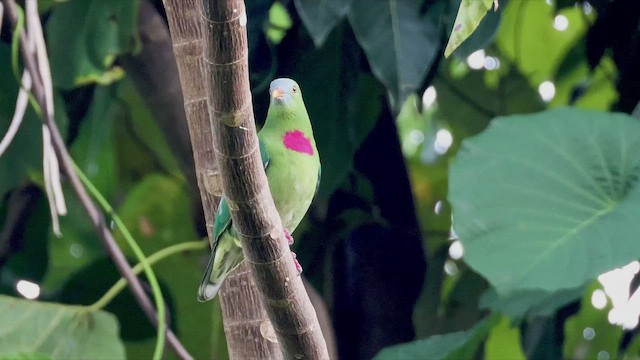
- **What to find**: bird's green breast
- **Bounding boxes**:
[259,128,320,232]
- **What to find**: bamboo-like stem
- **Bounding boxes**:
[200,1,329,358]
[161,0,282,358]
[160,0,219,236]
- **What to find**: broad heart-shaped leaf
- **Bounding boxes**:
[449,108,640,295]
[479,285,585,320]
[46,0,138,89]
[348,0,438,111]
[374,315,499,360]
[444,0,494,57]
[0,295,125,359]
[294,0,352,47]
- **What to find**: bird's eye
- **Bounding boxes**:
[292,86,298,93]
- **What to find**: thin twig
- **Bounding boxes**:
[73,161,167,360]
[87,241,207,311]
[0,1,192,358]
[0,71,29,157]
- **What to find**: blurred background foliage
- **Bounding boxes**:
[1,0,640,359]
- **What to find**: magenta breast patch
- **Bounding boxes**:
[282,130,314,155]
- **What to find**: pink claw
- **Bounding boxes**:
[292,252,303,275]
[284,229,301,274]
[284,228,294,245]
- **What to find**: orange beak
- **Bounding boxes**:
[271,88,284,100]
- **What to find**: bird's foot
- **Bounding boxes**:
[284,229,301,274]
[284,228,294,245]
[291,252,303,275]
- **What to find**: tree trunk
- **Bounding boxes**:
[162,0,281,358]
[162,0,329,356]
[199,0,329,358]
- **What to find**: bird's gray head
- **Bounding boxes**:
[269,78,301,106]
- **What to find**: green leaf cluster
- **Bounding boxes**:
[294,0,441,111]
[0,295,125,360]
[2,0,640,359]
[372,1,640,359]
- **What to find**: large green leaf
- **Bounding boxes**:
[294,0,351,47]
[479,286,584,320]
[0,295,125,359]
[444,0,494,57]
[348,0,438,111]
[46,0,139,89]
[374,315,498,360]
[449,108,640,295]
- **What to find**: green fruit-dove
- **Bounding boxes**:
[198,78,320,302]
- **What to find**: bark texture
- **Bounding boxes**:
[162,0,280,358]
[200,0,329,358]
[162,0,219,237]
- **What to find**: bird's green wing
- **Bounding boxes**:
[197,139,270,301]
[260,136,271,170]
[212,138,270,244]
[212,198,231,245]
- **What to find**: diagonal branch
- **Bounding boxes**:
[200,0,329,358]
[0,1,192,358]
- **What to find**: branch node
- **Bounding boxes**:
[226,198,239,211]
[209,100,251,127]
[269,227,280,240]
[220,111,244,127]
[234,223,282,241]
[260,321,279,343]
[203,169,223,196]
[200,10,244,25]
[213,141,259,160]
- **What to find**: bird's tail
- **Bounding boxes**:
[197,233,244,302]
